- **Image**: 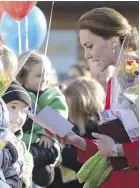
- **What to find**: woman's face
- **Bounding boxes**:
[79,29,119,74]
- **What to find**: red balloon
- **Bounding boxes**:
[0,2,4,20]
[2,1,37,20]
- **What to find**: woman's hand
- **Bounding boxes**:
[45,129,87,151]
[92,132,115,157]
[39,135,53,148]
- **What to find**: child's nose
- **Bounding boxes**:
[15,110,22,119]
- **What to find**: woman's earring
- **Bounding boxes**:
[113,49,115,53]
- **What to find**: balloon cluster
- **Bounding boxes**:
[0,1,47,55]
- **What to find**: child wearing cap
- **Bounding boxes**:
[2,80,33,188]
[3,81,61,188]
[0,98,22,188]
[0,43,22,187]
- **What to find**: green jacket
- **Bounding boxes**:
[22,86,68,146]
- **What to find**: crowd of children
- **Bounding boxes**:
[0,44,67,188]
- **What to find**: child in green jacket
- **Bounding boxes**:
[17,52,68,147]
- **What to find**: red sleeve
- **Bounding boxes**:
[77,138,98,164]
[123,140,139,168]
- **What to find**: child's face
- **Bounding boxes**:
[7,100,28,133]
[24,62,50,91]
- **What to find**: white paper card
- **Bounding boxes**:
[28,105,73,137]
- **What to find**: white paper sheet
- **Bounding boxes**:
[28,105,74,137]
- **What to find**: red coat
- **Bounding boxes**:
[77,79,139,188]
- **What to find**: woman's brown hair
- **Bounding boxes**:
[78,7,138,50]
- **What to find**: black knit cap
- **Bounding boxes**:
[2,81,31,107]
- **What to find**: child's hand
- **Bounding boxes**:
[39,135,53,148]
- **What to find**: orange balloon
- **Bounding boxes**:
[2,1,37,20]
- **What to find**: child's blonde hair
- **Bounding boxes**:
[64,77,105,134]
[0,43,18,76]
[17,52,57,86]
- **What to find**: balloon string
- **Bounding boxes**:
[27,1,54,151]
[35,0,54,114]
[17,21,22,54]
[25,16,29,51]
[44,1,54,56]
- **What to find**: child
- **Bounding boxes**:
[2,81,34,188]
[0,42,23,188]
[64,77,105,137]
[60,77,105,188]
[0,98,22,188]
[17,52,68,147]
[3,80,62,188]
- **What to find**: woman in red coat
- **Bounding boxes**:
[49,77,138,188]
[46,81,139,188]
[76,78,139,188]
[45,7,139,188]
